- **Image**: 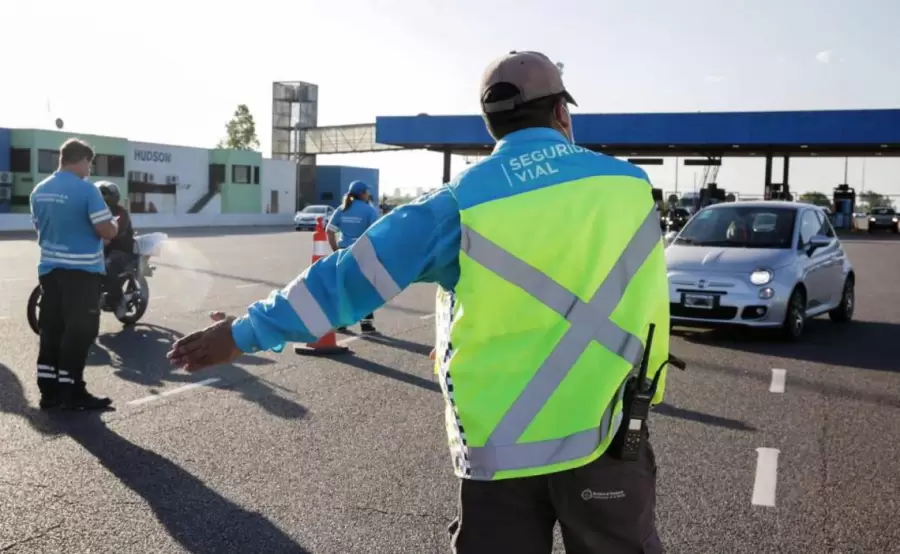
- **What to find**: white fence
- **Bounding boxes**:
[0,213,294,233]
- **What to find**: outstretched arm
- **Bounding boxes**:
[230,188,461,354]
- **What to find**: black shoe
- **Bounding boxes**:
[61,389,113,411]
[336,326,349,333]
[360,322,376,334]
[39,394,62,411]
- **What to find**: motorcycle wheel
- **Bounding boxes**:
[27,284,41,335]
[117,275,150,326]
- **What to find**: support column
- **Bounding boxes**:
[764,154,773,200]
[782,156,791,198]
[442,150,452,184]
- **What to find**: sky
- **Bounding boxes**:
[1,0,899,199]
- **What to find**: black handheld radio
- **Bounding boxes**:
[609,323,687,461]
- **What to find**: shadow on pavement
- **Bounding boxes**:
[653,403,756,432]
[86,323,306,420]
[0,362,65,438]
[675,319,898,373]
[0,364,309,553]
[344,330,433,357]
[339,353,440,393]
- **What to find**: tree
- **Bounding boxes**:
[217,104,260,150]
[859,191,894,209]
[798,191,832,208]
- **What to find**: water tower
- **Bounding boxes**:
[271,81,319,210]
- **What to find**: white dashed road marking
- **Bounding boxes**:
[752,447,780,507]
[419,313,435,320]
[128,378,221,406]
[769,369,787,393]
[235,283,259,289]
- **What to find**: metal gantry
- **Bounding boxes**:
[271,81,402,209]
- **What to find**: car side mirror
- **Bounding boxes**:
[807,234,831,254]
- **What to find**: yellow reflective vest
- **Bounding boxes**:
[434,128,670,481]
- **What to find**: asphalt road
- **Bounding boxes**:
[1,227,898,554]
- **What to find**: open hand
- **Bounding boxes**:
[167,311,243,372]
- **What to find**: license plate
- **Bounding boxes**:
[683,293,714,309]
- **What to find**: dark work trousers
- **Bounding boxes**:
[104,250,132,307]
[449,432,662,554]
[36,269,102,397]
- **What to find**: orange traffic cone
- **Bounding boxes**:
[310,216,330,263]
[429,349,435,360]
[294,216,351,357]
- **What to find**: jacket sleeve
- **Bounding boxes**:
[231,188,461,353]
[117,208,134,240]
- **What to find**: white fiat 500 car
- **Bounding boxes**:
[665,201,855,340]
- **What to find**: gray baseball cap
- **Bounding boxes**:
[480,51,577,114]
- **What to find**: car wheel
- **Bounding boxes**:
[780,288,806,341]
[828,276,854,323]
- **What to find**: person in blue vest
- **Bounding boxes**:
[31,139,118,411]
[325,180,380,333]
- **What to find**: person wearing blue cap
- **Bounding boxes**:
[326,180,380,333]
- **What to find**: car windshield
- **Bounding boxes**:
[675,206,796,249]
[301,206,329,214]
[871,207,895,215]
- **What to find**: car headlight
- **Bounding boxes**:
[893,218,898,223]
[750,269,773,286]
[870,217,877,222]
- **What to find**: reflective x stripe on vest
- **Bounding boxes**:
[285,234,400,337]
[458,207,662,480]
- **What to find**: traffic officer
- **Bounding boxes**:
[325,180,380,333]
[31,138,118,411]
[168,50,670,554]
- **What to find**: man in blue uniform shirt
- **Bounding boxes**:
[31,138,118,411]
[169,51,664,553]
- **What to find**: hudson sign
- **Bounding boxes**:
[133,149,172,163]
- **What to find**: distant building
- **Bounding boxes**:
[0,127,297,216]
[314,165,380,208]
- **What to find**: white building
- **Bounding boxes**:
[261,159,297,214]
[127,142,212,214]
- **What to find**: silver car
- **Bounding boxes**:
[294,204,335,231]
[665,201,855,340]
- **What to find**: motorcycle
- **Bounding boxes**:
[27,232,168,335]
